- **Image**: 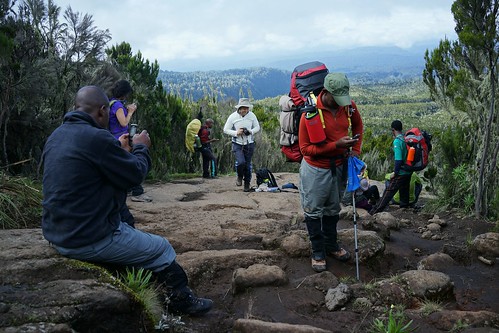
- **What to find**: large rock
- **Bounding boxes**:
[400,270,454,299]
[0,229,149,333]
[280,231,310,257]
[373,212,400,230]
[325,283,351,311]
[232,264,288,294]
[298,271,339,293]
[177,248,282,286]
[426,310,499,331]
[374,278,413,307]
[338,229,385,262]
[417,252,456,271]
[233,318,332,333]
[473,232,499,257]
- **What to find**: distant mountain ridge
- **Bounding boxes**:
[157,45,430,101]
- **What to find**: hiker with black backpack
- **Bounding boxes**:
[369,120,413,215]
[223,98,261,192]
[299,73,364,273]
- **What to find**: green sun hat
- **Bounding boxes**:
[324,73,351,106]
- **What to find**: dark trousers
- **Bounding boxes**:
[130,184,144,196]
[305,215,340,260]
[200,145,216,178]
[370,173,411,214]
[232,142,255,182]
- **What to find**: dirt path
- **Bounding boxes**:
[128,173,498,333]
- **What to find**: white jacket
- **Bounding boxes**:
[223,111,260,145]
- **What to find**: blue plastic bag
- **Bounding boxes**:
[347,156,366,192]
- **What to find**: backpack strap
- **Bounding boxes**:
[309,92,325,129]
[345,103,355,128]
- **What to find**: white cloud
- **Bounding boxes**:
[53,0,457,70]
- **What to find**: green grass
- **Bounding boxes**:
[0,173,42,229]
[449,319,469,332]
[119,267,163,324]
[370,304,417,333]
[419,299,443,316]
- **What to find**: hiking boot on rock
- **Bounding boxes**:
[168,287,213,316]
[236,176,243,186]
[244,182,251,192]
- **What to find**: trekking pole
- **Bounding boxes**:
[352,188,360,281]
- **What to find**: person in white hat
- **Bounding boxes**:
[223,98,261,192]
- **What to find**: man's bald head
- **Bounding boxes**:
[75,86,110,128]
[75,86,109,112]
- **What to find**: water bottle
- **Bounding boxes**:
[194,135,202,150]
[407,147,416,165]
[303,106,326,144]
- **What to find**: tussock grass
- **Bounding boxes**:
[118,267,163,323]
[419,299,443,317]
[0,172,42,229]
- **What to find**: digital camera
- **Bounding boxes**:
[129,123,138,144]
[242,127,251,136]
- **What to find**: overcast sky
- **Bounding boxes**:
[54,0,457,72]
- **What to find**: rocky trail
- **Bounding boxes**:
[1,173,498,333]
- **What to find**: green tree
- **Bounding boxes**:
[423,0,498,217]
[0,0,110,173]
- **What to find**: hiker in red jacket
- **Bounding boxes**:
[299,73,363,273]
[198,118,219,178]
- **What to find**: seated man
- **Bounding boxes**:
[41,85,212,315]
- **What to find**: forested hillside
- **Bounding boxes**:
[157,67,425,101]
[157,67,289,101]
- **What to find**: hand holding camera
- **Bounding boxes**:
[132,129,151,148]
[128,124,151,148]
[129,123,138,145]
[242,127,251,136]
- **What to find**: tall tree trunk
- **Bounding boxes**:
[475,67,497,217]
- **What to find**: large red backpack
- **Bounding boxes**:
[401,128,433,172]
[280,61,329,163]
[289,61,329,107]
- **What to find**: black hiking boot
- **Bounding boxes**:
[244,182,251,192]
[168,287,213,316]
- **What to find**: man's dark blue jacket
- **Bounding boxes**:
[42,111,151,248]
